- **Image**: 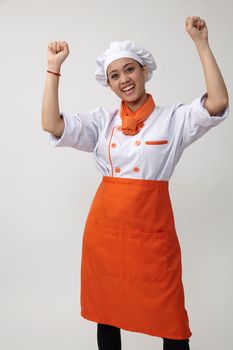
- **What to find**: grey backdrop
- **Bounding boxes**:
[0,0,232,349]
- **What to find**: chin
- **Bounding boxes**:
[121,92,141,102]
[126,94,143,103]
[123,95,137,102]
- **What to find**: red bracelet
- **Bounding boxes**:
[47,70,61,76]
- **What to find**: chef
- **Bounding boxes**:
[43,16,229,350]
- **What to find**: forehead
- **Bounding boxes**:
[107,57,137,74]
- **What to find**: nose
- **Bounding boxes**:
[120,72,130,84]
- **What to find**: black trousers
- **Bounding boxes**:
[97,323,190,350]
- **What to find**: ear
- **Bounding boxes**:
[107,79,112,89]
[142,65,149,81]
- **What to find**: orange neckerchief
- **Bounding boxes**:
[120,93,155,136]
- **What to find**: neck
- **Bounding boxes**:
[125,92,148,112]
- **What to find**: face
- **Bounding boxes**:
[107,57,148,108]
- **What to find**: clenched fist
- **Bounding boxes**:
[47,41,70,70]
[185,16,208,44]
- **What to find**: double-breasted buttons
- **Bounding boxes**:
[110,127,143,176]
[115,167,121,173]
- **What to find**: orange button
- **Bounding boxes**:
[133,167,140,172]
[135,140,141,146]
[115,167,121,173]
[111,143,117,148]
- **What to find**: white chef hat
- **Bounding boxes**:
[95,40,157,87]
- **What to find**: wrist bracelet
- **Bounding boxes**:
[47,70,61,76]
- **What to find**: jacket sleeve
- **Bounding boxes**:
[173,93,230,150]
[47,107,105,152]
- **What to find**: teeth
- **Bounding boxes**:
[122,85,134,91]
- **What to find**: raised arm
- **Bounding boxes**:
[185,16,229,116]
[41,41,69,137]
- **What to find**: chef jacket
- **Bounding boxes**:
[47,93,229,180]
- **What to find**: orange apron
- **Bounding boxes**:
[80,176,192,340]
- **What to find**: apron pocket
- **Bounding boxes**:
[84,230,123,278]
[124,231,168,282]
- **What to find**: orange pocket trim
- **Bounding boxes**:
[145,140,168,145]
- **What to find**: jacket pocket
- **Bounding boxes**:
[145,140,168,145]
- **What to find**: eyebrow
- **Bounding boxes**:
[108,62,135,76]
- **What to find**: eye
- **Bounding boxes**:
[126,66,134,72]
[111,73,119,80]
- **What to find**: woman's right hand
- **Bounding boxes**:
[47,41,70,70]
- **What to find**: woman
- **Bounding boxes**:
[41,16,229,350]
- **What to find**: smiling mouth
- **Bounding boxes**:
[122,84,135,95]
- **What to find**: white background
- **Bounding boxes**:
[0,0,232,349]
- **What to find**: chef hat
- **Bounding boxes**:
[95,40,157,87]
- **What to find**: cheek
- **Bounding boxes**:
[110,84,122,96]
[133,72,144,85]
[109,82,118,91]
[113,84,121,93]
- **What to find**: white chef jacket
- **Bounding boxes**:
[47,93,229,180]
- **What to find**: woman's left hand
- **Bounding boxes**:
[185,16,208,45]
